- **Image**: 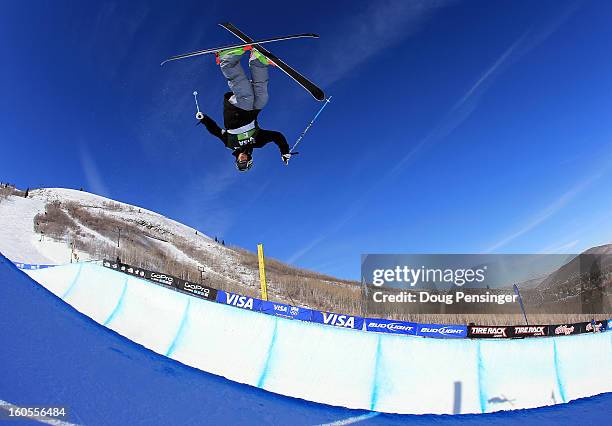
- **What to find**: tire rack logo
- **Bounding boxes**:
[470,327,508,338]
[150,272,174,286]
[367,321,414,333]
[513,326,547,337]
[419,326,465,336]
[553,324,575,336]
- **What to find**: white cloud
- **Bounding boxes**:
[79,145,111,198]
[486,170,605,253]
[313,0,455,87]
[183,164,240,236]
[287,233,328,264]
[452,32,528,112]
[538,239,580,254]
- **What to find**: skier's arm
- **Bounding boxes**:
[255,129,290,155]
[199,114,225,141]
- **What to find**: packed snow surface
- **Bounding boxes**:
[3,254,610,424]
[25,262,612,415]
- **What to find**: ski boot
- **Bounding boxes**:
[249,48,274,66]
[215,46,248,65]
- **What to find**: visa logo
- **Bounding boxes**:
[322,312,355,328]
[227,293,254,310]
[273,304,288,312]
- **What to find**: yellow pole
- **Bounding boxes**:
[257,243,268,301]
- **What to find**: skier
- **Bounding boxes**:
[196,47,293,172]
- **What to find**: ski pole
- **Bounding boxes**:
[193,91,201,114]
[194,91,205,123]
[290,96,332,154]
[513,284,529,325]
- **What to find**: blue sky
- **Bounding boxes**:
[2,1,612,279]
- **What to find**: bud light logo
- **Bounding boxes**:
[365,318,417,335]
[417,324,467,338]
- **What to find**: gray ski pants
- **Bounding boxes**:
[219,53,269,111]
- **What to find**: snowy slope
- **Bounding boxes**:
[0,188,260,289]
[0,193,69,264]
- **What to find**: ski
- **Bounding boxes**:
[161,33,319,66]
[219,22,326,101]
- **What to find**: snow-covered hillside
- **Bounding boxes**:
[0,188,259,289]
[0,191,66,264]
[0,187,358,309]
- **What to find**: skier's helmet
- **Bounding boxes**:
[235,153,253,172]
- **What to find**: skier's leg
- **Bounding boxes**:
[249,50,269,110]
[219,50,254,110]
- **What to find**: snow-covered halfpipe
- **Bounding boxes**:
[20,261,612,415]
